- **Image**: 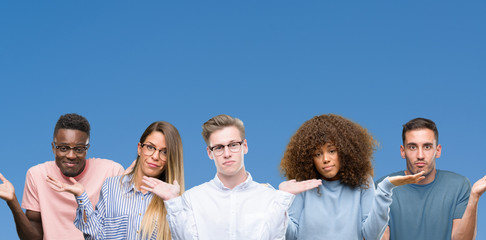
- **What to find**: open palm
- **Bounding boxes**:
[279,179,322,195]
[0,173,15,201]
[389,171,426,186]
[141,176,180,201]
[46,175,85,197]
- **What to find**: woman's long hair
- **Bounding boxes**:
[126,121,185,240]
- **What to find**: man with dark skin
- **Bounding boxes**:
[0,113,124,240]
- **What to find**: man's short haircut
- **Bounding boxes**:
[402,117,438,144]
[202,114,245,146]
[53,113,91,138]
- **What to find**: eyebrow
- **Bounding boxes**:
[144,141,166,148]
[406,142,433,146]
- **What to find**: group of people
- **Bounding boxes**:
[0,113,484,240]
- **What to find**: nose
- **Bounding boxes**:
[417,148,425,160]
[322,153,330,163]
[150,150,160,160]
[222,145,232,158]
[66,149,77,159]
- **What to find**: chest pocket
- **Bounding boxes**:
[241,213,268,240]
[104,214,129,239]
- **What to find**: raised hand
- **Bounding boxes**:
[389,171,425,186]
[123,159,136,175]
[46,175,85,197]
[0,173,15,201]
[141,176,180,201]
[471,175,486,199]
[278,179,322,195]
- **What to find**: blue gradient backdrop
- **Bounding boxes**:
[1,1,485,239]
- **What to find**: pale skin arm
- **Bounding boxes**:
[0,173,43,240]
[451,175,486,240]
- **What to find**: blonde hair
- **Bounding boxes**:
[127,121,185,240]
[201,114,245,146]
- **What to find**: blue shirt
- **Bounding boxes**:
[375,170,470,240]
[74,175,158,240]
[287,176,395,240]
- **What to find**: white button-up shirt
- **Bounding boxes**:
[165,172,294,240]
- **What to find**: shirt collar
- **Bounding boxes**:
[212,172,253,191]
[120,174,136,194]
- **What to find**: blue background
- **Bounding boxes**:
[1,1,485,239]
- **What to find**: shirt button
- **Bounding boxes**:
[79,200,83,203]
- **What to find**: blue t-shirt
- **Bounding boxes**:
[375,170,470,240]
[286,176,396,240]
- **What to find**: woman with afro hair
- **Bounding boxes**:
[281,114,425,240]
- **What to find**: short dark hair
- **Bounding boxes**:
[53,113,90,139]
[402,118,438,144]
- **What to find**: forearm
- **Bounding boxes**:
[6,195,42,240]
[165,196,197,240]
[452,195,479,240]
[268,190,294,240]
[74,192,103,239]
[363,178,395,240]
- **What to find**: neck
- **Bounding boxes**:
[218,169,247,189]
[133,171,148,194]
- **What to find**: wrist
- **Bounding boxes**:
[469,192,481,202]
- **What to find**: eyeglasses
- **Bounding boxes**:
[209,140,244,156]
[53,142,89,155]
[140,143,167,160]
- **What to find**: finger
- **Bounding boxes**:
[69,177,78,184]
[173,180,179,186]
[143,178,158,187]
[141,185,152,192]
[0,173,7,182]
[46,177,60,187]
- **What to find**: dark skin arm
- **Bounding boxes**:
[1,173,43,240]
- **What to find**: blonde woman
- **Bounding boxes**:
[47,121,184,240]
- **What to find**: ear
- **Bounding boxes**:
[243,139,248,154]
[137,143,142,156]
[51,142,56,154]
[207,146,214,160]
[400,145,406,159]
[435,144,442,158]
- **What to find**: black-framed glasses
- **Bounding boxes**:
[140,143,167,160]
[209,140,244,156]
[53,142,90,155]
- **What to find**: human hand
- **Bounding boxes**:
[0,173,15,202]
[388,171,425,186]
[278,179,322,195]
[141,176,180,201]
[471,175,486,199]
[123,160,136,175]
[46,175,85,197]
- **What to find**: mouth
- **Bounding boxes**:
[62,161,78,168]
[415,162,426,168]
[323,165,334,171]
[147,163,160,168]
[223,160,235,166]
